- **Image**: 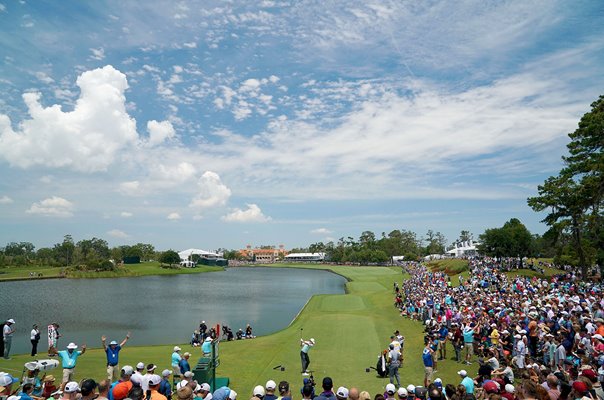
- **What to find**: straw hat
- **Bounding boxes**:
[43,375,56,383]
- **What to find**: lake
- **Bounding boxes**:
[0,267,346,355]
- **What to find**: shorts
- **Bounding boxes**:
[62,368,74,383]
[424,366,433,380]
[465,343,474,356]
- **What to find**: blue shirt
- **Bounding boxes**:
[463,329,474,343]
[461,377,474,394]
[179,358,190,373]
[201,341,212,354]
[106,345,122,365]
[171,351,181,367]
[58,350,82,368]
[422,348,433,367]
[18,392,34,400]
[212,387,231,400]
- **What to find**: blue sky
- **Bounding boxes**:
[0,0,603,251]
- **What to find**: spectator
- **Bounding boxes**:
[315,377,335,400]
[3,319,15,360]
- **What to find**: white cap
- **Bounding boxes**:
[407,385,415,394]
[130,374,142,386]
[67,342,78,349]
[205,337,212,342]
[7,319,15,324]
[136,362,145,370]
[65,382,80,393]
[176,380,188,390]
[121,365,134,375]
[7,396,21,400]
[386,384,396,395]
[254,386,266,397]
[148,375,162,386]
[228,390,237,400]
[201,383,211,392]
[458,370,467,377]
[266,380,276,390]
[162,369,172,377]
[397,388,408,397]
[184,352,191,357]
[505,384,515,393]
[184,371,193,378]
[337,387,349,398]
[310,338,316,344]
[195,385,202,393]
[174,346,181,351]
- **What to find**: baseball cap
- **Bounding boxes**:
[130,374,142,386]
[406,385,415,394]
[386,384,396,395]
[458,370,467,377]
[184,371,193,379]
[184,352,191,357]
[433,378,442,389]
[310,338,316,344]
[7,396,21,400]
[7,319,15,324]
[148,375,162,386]
[147,364,157,372]
[0,373,18,386]
[414,387,427,399]
[505,384,515,393]
[266,380,277,390]
[136,362,145,370]
[253,385,266,397]
[278,381,289,394]
[194,385,202,393]
[162,369,172,377]
[67,342,78,349]
[121,365,134,376]
[109,340,118,345]
[581,369,597,381]
[337,387,349,398]
[322,377,333,390]
[201,383,211,392]
[80,379,98,396]
[572,381,588,394]
[205,337,212,342]
[483,381,498,393]
[174,346,182,351]
[228,390,237,400]
[65,382,80,393]
[397,388,408,397]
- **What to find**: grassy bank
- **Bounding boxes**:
[0,262,223,281]
[0,264,478,396]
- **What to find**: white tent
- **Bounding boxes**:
[178,248,220,260]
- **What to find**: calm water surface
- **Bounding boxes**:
[0,267,345,355]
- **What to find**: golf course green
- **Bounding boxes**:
[1,264,479,396]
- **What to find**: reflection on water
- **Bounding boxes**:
[0,267,345,355]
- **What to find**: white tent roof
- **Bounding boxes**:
[178,248,218,260]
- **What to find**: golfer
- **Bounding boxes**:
[300,338,315,375]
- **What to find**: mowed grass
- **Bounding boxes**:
[1,265,478,396]
[0,262,223,281]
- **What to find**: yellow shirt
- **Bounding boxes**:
[490,329,500,345]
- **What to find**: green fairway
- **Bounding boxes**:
[0,262,223,281]
[1,264,478,396]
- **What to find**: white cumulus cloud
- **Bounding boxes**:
[167,212,181,220]
[147,120,176,146]
[190,171,232,209]
[26,196,74,217]
[120,211,133,218]
[0,195,13,204]
[0,65,138,172]
[222,204,271,223]
[311,228,332,234]
[107,229,129,239]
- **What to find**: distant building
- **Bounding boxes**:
[239,244,288,263]
[284,252,325,262]
[445,240,480,257]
